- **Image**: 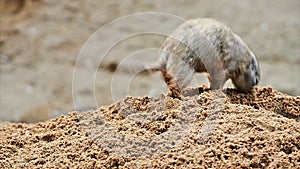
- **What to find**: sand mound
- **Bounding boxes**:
[0,86,299,168]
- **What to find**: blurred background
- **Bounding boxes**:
[0,0,299,123]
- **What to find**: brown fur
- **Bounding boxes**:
[152,18,260,96]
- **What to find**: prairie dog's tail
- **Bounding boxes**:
[104,61,182,98]
[104,60,165,76]
[140,64,182,99]
[138,65,165,75]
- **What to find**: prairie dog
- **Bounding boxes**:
[148,18,260,94]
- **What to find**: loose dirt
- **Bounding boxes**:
[1,86,299,168]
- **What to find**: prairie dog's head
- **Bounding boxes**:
[232,51,260,92]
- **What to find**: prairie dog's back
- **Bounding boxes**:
[159,19,233,71]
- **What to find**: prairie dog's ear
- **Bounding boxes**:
[237,61,248,73]
[223,60,236,78]
[235,62,248,78]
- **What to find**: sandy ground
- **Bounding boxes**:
[0,86,299,168]
[1,1,299,167]
[0,1,300,122]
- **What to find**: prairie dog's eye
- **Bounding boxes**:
[253,76,259,85]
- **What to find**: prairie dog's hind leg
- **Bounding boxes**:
[165,57,194,91]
